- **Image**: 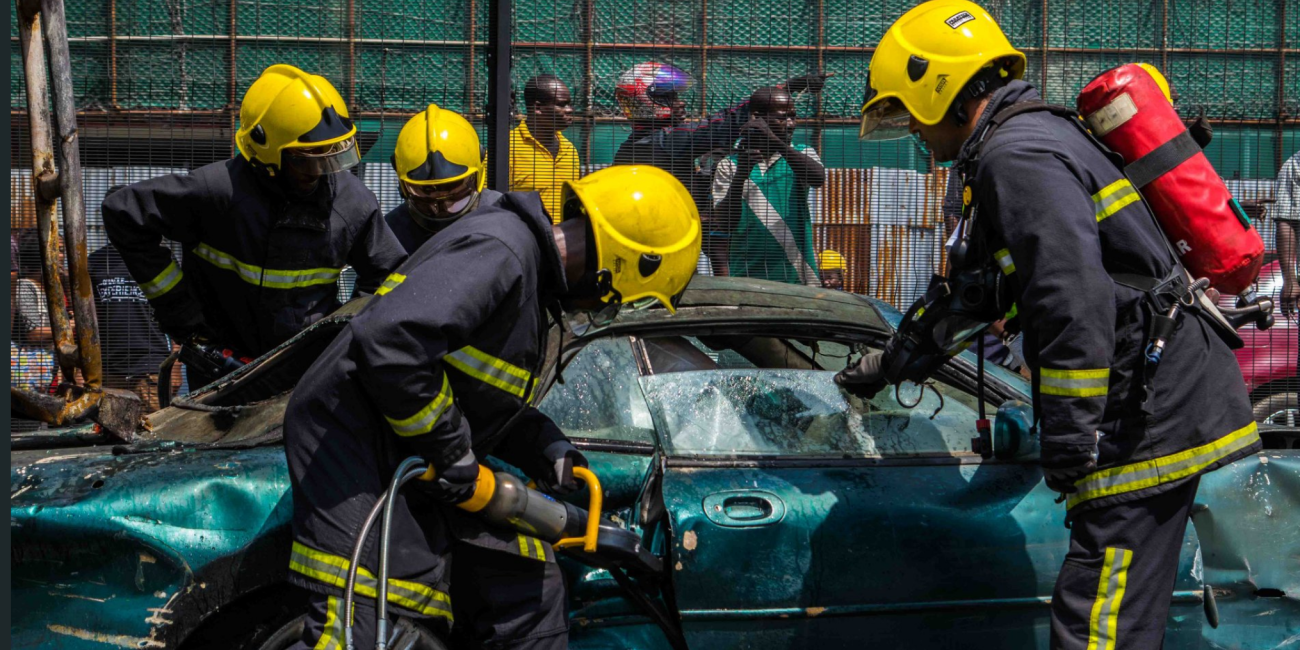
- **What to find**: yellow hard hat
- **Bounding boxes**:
[235,64,359,176]
[820,250,847,272]
[391,103,487,194]
[1135,63,1174,104]
[859,0,1025,140]
[561,166,701,314]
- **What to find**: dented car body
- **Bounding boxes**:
[11,277,1300,649]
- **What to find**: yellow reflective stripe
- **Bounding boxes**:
[1068,421,1260,509]
[517,534,547,561]
[193,243,341,289]
[139,260,184,299]
[1093,179,1142,223]
[1040,367,1110,398]
[1086,547,1132,650]
[994,248,1016,275]
[289,542,453,619]
[445,346,532,399]
[375,272,406,296]
[384,374,454,437]
[314,596,344,650]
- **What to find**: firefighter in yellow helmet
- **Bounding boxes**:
[385,103,491,253]
[283,165,699,649]
[103,64,405,388]
[820,249,846,290]
[844,3,1258,649]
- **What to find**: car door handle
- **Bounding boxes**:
[703,490,786,527]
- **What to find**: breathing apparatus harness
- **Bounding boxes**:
[958,100,1257,417]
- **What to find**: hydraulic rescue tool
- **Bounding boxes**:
[156,338,253,406]
[342,457,674,650]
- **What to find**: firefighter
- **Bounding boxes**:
[283,165,701,649]
[847,2,1260,648]
[103,64,406,388]
[384,104,495,254]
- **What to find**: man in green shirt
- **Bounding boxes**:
[712,86,826,284]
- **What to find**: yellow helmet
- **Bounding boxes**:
[391,103,487,194]
[561,166,701,314]
[1135,63,1174,104]
[859,0,1026,140]
[235,64,359,176]
[820,250,847,272]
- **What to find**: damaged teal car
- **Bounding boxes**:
[11,277,1300,649]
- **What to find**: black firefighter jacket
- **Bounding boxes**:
[958,81,1260,514]
[102,157,407,358]
[282,192,570,619]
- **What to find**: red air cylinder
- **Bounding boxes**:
[1077,64,1263,295]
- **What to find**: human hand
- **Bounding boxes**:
[423,449,480,505]
[536,440,589,496]
[784,73,834,94]
[834,352,888,400]
[1040,443,1098,494]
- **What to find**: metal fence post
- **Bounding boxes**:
[486,0,512,191]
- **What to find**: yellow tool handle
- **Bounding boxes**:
[418,464,497,513]
[552,466,602,554]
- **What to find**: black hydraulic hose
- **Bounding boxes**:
[609,567,690,650]
[344,497,387,650]
[376,457,429,650]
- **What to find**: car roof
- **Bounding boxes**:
[602,276,889,332]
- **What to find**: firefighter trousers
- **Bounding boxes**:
[1050,476,1201,650]
[291,543,568,650]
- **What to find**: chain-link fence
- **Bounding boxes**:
[10,0,1299,430]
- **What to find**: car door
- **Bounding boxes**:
[534,335,678,646]
[638,338,1205,649]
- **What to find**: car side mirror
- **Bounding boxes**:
[992,400,1038,461]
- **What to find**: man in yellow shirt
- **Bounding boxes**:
[510,74,579,223]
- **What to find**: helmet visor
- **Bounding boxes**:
[858,97,912,141]
[283,137,361,175]
[403,175,479,219]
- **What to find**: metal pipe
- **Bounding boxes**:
[16,0,77,381]
[42,0,102,392]
[14,32,1300,57]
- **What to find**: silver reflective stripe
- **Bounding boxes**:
[313,596,345,650]
[384,375,453,437]
[139,260,184,299]
[744,179,820,286]
[445,346,531,398]
[289,542,452,618]
[1068,421,1259,508]
[1088,547,1132,650]
[1093,179,1141,223]
[193,243,341,290]
[993,248,1015,275]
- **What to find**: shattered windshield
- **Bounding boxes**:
[640,369,984,457]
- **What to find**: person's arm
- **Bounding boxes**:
[101,173,208,339]
[712,151,761,236]
[655,100,753,163]
[351,233,524,473]
[15,279,52,344]
[783,143,825,188]
[348,204,408,295]
[981,139,1116,468]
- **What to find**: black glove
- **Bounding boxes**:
[784,73,832,95]
[834,352,888,400]
[536,440,589,496]
[1040,443,1098,494]
[423,449,480,505]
